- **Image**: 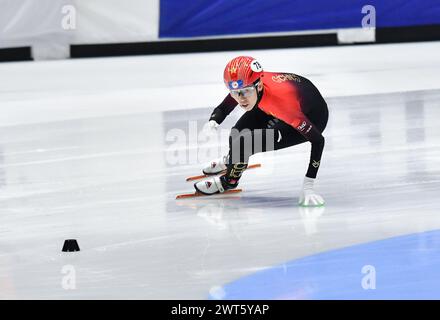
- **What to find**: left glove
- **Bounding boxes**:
[298,176,325,207]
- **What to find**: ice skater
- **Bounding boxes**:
[194,56,329,206]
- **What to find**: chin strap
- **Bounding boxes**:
[256,85,264,104]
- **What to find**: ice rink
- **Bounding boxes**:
[1,41,440,299]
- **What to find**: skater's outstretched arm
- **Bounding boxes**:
[295,117,325,179]
[291,115,326,206]
[209,94,237,124]
[274,108,325,179]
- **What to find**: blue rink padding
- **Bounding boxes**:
[159,0,440,38]
[209,229,440,299]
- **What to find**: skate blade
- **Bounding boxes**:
[176,189,242,199]
[185,163,261,182]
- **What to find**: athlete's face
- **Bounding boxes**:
[230,81,263,112]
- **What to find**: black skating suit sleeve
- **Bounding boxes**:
[209,94,237,124]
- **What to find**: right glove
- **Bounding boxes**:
[202,120,219,136]
[206,120,219,130]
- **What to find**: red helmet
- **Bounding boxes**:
[223,56,263,90]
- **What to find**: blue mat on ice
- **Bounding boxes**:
[209,229,440,299]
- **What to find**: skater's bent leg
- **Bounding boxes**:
[223,121,310,184]
[223,128,278,185]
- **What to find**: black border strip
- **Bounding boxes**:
[2,24,440,61]
[0,47,32,62]
[70,24,440,59]
[70,33,338,58]
[376,24,440,43]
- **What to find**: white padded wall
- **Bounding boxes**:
[0,0,73,59]
[0,0,160,60]
[72,0,159,44]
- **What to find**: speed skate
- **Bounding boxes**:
[175,162,261,199]
[175,188,243,199]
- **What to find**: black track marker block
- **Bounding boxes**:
[62,239,80,252]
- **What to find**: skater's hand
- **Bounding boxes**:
[207,120,219,130]
[298,177,325,207]
[202,120,219,135]
[299,189,325,207]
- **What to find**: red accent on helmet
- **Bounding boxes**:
[223,56,263,89]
